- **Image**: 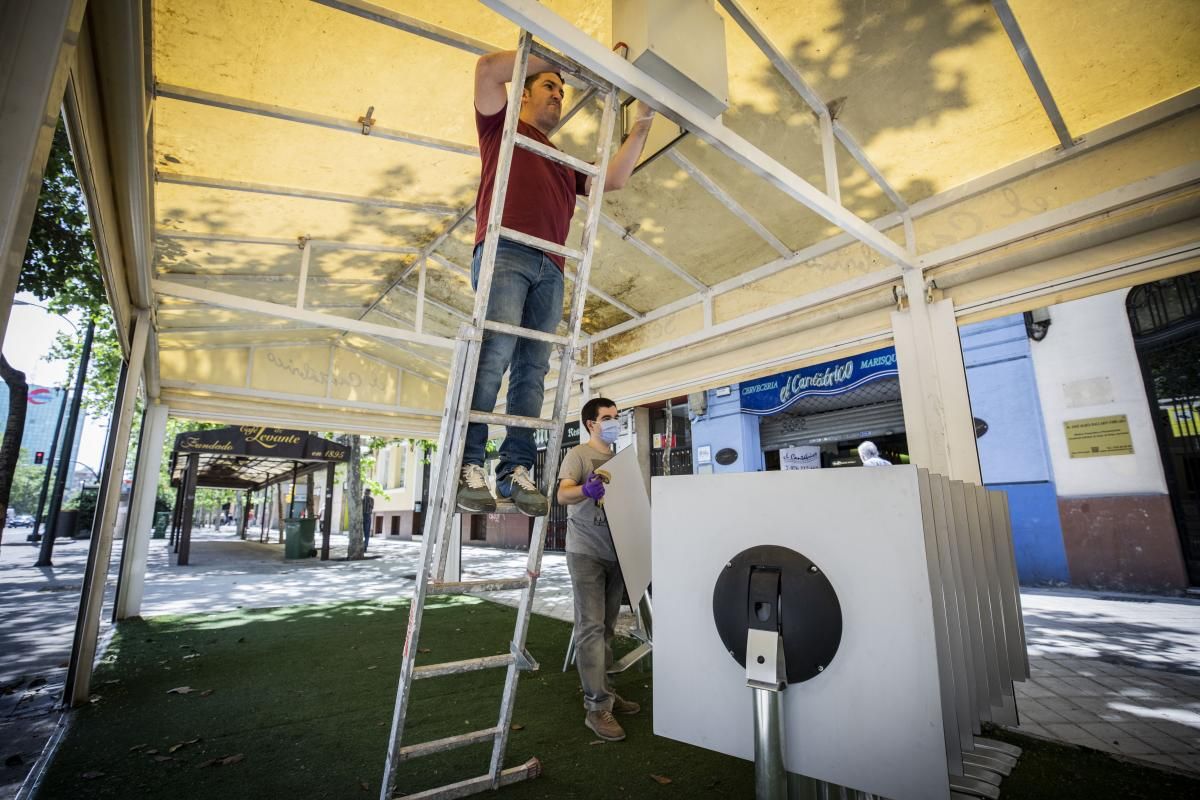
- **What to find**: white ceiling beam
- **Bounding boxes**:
[667,150,790,257]
[157,172,460,216]
[160,379,443,417]
[310,0,499,56]
[153,279,457,349]
[158,323,326,335]
[595,212,708,292]
[991,0,1074,150]
[163,393,443,438]
[481,0,913,268]
[585,89,1200,347]
[714,0,907,211]
[588,266,900,378]
[157,272,379,286]
[156,83,477,156]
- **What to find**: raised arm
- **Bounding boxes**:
[475,50,561,116]
[586,100,656,194]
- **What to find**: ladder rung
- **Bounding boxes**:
[397,758,542,800]
[429,577,530,595]
[414,654,514,680]
[514,133,599,177]
[468,410,556,430]
[481,319,571,346]
[398,726,501,762]
[499,227,581,261]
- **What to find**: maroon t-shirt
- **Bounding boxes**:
[474,104,588,270]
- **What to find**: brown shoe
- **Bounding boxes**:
[611,694,640,715]
[585,709,626,741]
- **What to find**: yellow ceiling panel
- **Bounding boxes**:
[720,0,1058,201]
[1009,0,1200,136]
[154,99,479,208]
[155,183,445,246]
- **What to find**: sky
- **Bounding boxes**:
[3,292,108,472]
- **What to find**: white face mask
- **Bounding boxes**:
[595,418,620,444]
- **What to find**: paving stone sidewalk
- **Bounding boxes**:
[1,530,1197,797]
[1013,589,1200,774]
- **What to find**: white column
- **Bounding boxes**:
[0,0,86,340]
[114,400,169,620]
[892,269,982,484]
[66,308,150,707]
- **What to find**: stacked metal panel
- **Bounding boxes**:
[652,466,1029,800]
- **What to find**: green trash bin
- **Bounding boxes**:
[153,511,170,539]
[284,517,317,559]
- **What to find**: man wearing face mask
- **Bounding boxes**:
[556,397,640,741]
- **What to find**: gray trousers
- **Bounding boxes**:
[566,552,625,712]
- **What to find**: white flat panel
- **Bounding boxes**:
[652,467,949,800]
[602,445,653,607]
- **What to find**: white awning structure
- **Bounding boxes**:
[50,0,1200,434]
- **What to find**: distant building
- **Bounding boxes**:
[0,385,82,473]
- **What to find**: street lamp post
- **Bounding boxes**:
[38,317,94,566]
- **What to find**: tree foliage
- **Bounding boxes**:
[20,124,105,317]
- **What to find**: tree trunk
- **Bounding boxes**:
[343,434,364,560]
[0,356,30,550]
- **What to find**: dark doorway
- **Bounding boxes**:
[1127,272,1200,586]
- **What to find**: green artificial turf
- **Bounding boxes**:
[39,598,750,799]
[38,598,1199,799]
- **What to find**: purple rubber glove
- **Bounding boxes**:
[581,472,606,501]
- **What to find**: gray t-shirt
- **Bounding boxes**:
[557,443,616,562]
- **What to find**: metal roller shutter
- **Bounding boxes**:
[760,401,906,451]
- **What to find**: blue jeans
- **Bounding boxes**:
[464,241,564,478]
[363,517,372,548]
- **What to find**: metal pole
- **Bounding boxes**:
[38,318,93,566]
[30,386,68,541]
[753,687,787,800]
[177,452,198,566]
[321,463,334,560]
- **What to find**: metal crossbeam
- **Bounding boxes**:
[157,172,459,216]
[482,0,913,268]
[714,0,907,211]
[991,0,1074,150]
[156,83,477,155]
[668,150,790,256]
[153,280,456,349]
[311,0,498,56]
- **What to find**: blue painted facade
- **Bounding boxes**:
[690,386,763,474]
[960,314,1070,584]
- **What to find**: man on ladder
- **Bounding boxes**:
[459,49,656,516]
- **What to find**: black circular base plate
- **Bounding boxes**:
[712,545,842,684]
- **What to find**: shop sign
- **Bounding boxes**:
[739,346,898,416]
[173,426,349,462]
[1063,415,1134,459]
[781,446,821,471]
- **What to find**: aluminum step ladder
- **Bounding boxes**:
[379,31,619,800]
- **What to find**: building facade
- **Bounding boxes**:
[687,286,1196,595]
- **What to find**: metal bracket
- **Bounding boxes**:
[510,643,540,672]
[357,105,376,135]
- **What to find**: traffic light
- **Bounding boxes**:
[34,451,45,465]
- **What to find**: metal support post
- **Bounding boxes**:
[64,310,149,707]
[113,402,169,620]
[891,270,982,483]
[321,462,335,560]
[177,452,199,566]
[753,687,787,800]
[39,318,94,566]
